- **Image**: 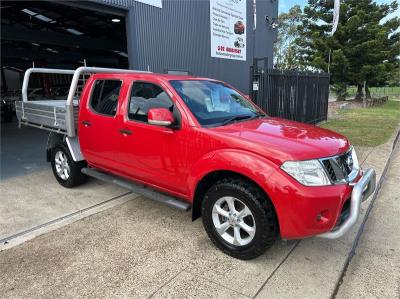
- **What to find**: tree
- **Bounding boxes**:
[296,0,400,100]
[273,5,303,70]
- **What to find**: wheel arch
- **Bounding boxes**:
[189,149,279,221]
[46,132,85,162]
[46,132,64,162]
[191,169,279,232]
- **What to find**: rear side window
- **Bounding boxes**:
[128,82,173,123]
[90,80,122,116]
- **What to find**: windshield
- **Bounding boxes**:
[170,80,264,127]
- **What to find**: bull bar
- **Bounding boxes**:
[317,168,376,239]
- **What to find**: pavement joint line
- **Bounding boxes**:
[330,129,400,299]
[360,147,373,166]
[0,191,133,245]
[252,240,301,299]
[146,267,188,299]
[184,268,252,298]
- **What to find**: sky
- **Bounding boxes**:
[279,0,397,13]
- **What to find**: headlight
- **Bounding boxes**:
[350,147,359,171]
[281,159,331,186]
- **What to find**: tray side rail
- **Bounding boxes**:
[20,67,152,137]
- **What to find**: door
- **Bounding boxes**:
[116,80,188,194]
[78,78,124,172]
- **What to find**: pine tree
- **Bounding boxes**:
[274,5,303,70]
[297,0,399,100]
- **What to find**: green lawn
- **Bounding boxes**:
[322,100,400,147]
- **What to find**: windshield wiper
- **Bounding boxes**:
[220,114,256,126]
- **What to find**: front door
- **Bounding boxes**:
[78,78,125,172]
[116,80,188,195]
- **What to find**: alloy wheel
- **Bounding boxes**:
[54,151,70,180]
[212,196,256,246]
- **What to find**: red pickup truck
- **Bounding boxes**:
[16,67,376,260]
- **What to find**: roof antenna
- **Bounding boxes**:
[32,61,35,68]
[84,59,87,67]
[147,65,150,72]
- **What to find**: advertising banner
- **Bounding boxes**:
[210,0,247,61]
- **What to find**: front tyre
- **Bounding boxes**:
[202,178,278,260]
[51,144,87,188]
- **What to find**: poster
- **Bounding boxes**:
[210,0,247,61]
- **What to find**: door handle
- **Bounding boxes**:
[119,128,132,135]
[82,120,91,127]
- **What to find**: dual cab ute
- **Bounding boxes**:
[16,67,376,260]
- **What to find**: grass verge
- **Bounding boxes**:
[322,100,400,147]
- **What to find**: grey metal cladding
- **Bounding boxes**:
[127,0,277,93]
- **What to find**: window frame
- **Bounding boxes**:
[88,79,123,118]
[126,80,179,126]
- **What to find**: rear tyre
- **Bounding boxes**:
[202,178,278,260]
[51,144,87,188]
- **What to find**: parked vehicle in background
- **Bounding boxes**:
[50,87,70,100]
[27,88,44,100]
[1,90,19,122]
[15,67,376,260]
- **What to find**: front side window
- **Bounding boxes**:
[128,82,173,123]
[90,80,122,116]
[169,80,263,127]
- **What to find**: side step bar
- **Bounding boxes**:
[81,168,191,211]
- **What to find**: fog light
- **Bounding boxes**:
[316,210,329,223]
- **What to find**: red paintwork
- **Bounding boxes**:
[148,108,175,123]
[78,72,356,239]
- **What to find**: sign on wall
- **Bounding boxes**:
[210,0,247,61]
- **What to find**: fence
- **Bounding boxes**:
[345,86,400,98]
[250,68,330,124]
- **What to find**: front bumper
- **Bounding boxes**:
[317,168,376,239]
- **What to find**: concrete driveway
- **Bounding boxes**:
[0,134,397,298]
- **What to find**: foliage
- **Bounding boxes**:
[273,5,303,70]
[296,0,400,99]
[322,100,400,146]
[331,82,347,101]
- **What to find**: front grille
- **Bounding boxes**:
[335,151,353,176]
[321,149,354,183]
[322,159,337,181]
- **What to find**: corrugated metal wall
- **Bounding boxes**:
[126,0,277,93]
[90,0,277,93]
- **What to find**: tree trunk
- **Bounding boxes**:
[365,86,371,99]
[336,85,347,101]
[355,84,363,100]
[337,93,346,101]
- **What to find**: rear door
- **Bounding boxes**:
[78,78,125,172]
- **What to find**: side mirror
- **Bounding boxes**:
[148,108,175,127]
